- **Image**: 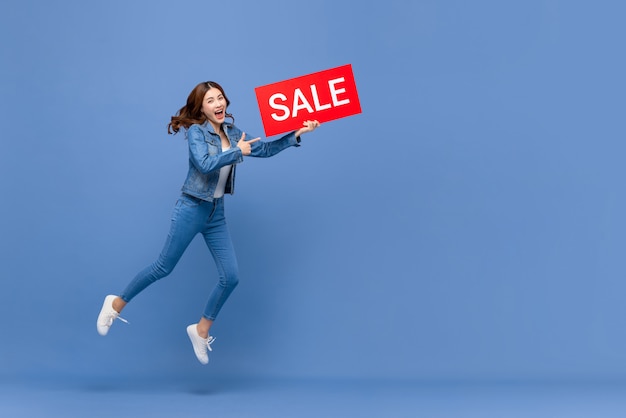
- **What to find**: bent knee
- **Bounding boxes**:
[153,260,175,278]
[227,275,239,289]
[221,272,239,289]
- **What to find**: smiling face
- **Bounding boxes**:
[202,87,228,131]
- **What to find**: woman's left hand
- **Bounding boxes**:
[295,120,321,138]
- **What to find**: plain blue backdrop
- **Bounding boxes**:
[1,0,625,384]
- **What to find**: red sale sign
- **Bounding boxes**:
[255,64,362,137]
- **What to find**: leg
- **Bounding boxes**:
[119,197,206,306]
[185,199,237,363]
[98,196,207,336]
[200,199,239,335]
[199,206,239,331]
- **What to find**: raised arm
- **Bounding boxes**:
[243,120,321,158]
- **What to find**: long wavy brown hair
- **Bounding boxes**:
[168,81,234,134]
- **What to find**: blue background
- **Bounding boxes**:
[1,0,625,385]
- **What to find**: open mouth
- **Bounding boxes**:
[215,109,224,118]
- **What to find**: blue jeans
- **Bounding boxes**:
[120,194,239,320]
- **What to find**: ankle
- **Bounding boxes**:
[112,297,126,313]
[196,324,209,339]
[197,317,213,339]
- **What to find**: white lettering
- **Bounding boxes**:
[269,93,290,121]
[268,76,353,123]
[329,77,350,106]
[292,88,314,117]
[310,84,331,111]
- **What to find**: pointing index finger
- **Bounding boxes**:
[247,137,261,144]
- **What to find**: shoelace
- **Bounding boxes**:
[206,336,215,352]
[105,311,129,327]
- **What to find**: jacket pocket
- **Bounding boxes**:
[206,142,219,156]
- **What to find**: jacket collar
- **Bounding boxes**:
[201,120,221,135]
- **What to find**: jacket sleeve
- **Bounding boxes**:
[244,131,301,158]
[187,125,243,174]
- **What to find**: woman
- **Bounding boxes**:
[97,81,320,365]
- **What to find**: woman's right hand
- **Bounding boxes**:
[237,133,261,156]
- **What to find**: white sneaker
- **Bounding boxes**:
[97,295,128,336]
[186,324,215,365]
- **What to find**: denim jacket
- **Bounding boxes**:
[181,121,301,201]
